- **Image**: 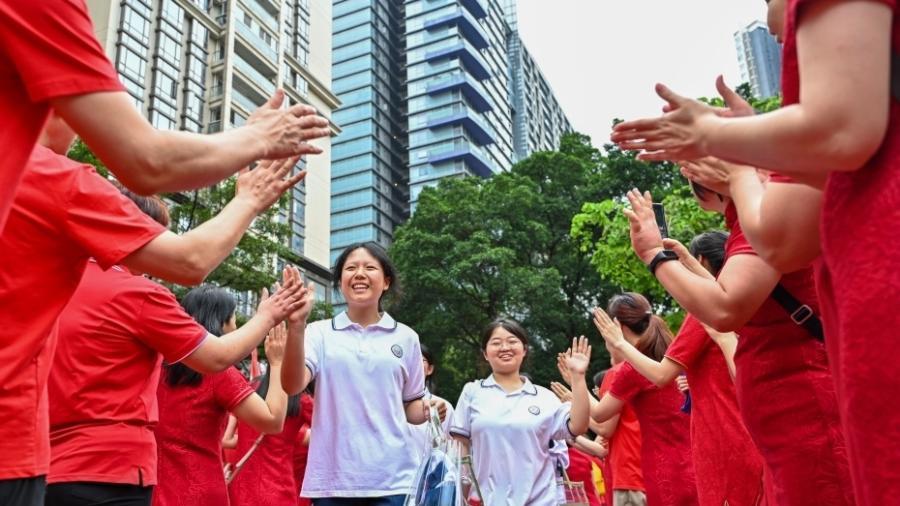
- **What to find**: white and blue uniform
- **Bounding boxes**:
[450,376,574,506]
[301,312,426,498]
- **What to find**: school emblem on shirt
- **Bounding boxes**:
[528,405,540,415]
[391,344,403,358]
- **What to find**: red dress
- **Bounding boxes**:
[783,0,900,503]
[665,315,766,506]
[598,365,645,494]
[293,394,314,505]
[229,415,304,506]
[567,447,602,506]
[725,205,853,505]
[609,363,698,506]
[154,368,254,506]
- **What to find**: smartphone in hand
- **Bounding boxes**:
[652,203,669,239]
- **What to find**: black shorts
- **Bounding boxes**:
[45,482,152,506]
[0,476,45,506]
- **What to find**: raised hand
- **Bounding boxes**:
[257,266,308,325]
[714,75,755,118]
[623,189,664,264]
[550,381,573,403]
[611,83,718,162]
[592,308,626,349]
[556,352,573,386]
[246,89,331,159]
[264,322,287,367]
[661,238,715,280]
[286,273,315,328]
[565,336,592,376]
[235,155,306,214]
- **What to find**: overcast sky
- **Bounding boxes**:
[514,1,769,149]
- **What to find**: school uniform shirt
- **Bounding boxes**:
[450,376,575,506]
[48,261,208,486]
[301,312,426,498]
[0,145,165,480]
[408,389,455,462]
[0,0,124,232]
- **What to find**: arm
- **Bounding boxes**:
[625,190,781,331]
[52,90,331,194]
[703,324,738,380]
[591,413,620,439]
[222,415,238,449]
[613,1,892,175]
[230,325,289,434]
[121,157,306,286]
[572,435,609,459]
[592,308,684,387]
[180,267,307,373]
[280,276,315,396]
[590,392,626,424]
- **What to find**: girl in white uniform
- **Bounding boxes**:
[450,318,592,506]
[281,242,445,506]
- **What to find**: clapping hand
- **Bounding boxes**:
[592,308,626,350]
[264,322,287,367]
[550,381,573,403]
[623,189,665,265]
[564,336,592,376]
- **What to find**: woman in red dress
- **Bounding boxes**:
[294,392,314,506]
[590,293,698,506]
[593,232,765,506]
[229,372,305,506]
[155,286,313,506]
[611,0,900,502]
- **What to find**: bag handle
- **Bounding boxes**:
[226,433,265,484]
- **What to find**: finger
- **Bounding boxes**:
[264,89,285,109]
[294,143,325,156]
[655,83,687,108]
[637,150,680,162]
[260,286,270,302]
[271,156,301,181]
[715,75,743,109]
[287,103,317,117]
[611,117,662,134]
[283,170,308,190]
[293,115,330,131]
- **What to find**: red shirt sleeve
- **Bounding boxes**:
[300,394,314,425]
[599,364,617,396]
[62,165,165,269]
[213,368,255,411]
[129,282,208,364]
[664,315,711,370]
[0,0,124,102]
[609,363,652,402]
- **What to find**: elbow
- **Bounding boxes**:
[817,112,888,172]
[707,310,743,333]
[569,419,589,438]
[651,376,670,389]
[261,418,285,435]
[172,252,211,286]
[112,143,169,195]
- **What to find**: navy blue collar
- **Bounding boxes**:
[331,311,398,331]
[480,375,538,396]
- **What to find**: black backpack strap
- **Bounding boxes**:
[770,284,824,342]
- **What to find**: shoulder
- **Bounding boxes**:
[393,320,420,342]
[534,385,564,406]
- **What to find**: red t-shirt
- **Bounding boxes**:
[229,414,305,506]
[598,364,644,492]
[609,363,697,506]
[665,315,765,505]
[154,368,255,506]
[48,261,208,486]
[0,0,124,232]
[294,393,314,503]
[0,145,165,480]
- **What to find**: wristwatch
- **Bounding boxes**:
[648,249,679,275]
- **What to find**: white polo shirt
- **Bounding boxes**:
[450,375,574,506]
[408,389,455,461]
[301,311,426,498]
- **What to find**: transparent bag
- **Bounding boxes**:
[556,463,589,506]
[406,406,484,506]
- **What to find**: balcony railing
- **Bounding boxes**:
[234,18,278,62]
[233,55,276,96]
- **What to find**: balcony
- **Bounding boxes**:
[234,18,278,62]
[426,109,495,146]
[460,0,488,19]
[427,143,495,178]
[424,8,488,50]
[232,87,263,115]
[426,72,492,113]
[238,0,278,32]
[233,55,276,96]
[424,40,490,81]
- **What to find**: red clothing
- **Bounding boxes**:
[598,364,644,492]
[567,447,602,506]
[782,0,900,503]
[725,204,853,505]
[293,394,314,504]
[230,415,305,506]
[665,315,766,506]
[154,369,254,506]
[48,261,207,485]
[0,0,123,232]
[0,146,164,479]
[609,363,698,506]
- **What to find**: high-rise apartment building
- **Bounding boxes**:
[85,0,340,303]
[734,20,782,99]
[330,0,571,268]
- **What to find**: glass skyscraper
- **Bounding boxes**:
[734,20,782,99]
[330,0,571,272]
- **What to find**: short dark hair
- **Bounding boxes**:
[480,318,530,353]
[593,370,608,388]
[164,285,237,387]
[332,242,401,309]
[421,343,436,393]
[690,180,724,203]
[689,230,730,276]
[112,181,170,227]
[607,292,674,362]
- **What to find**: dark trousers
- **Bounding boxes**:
[45,482,152,506]
[312,496,405,506]
[0,476,46,506]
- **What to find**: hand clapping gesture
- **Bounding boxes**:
[623,189,665,265]
[592,308,626,350]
